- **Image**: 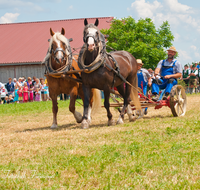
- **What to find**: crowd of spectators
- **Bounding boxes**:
[1,76,49,104]
[181,61,200,94]
[1,61,199,105]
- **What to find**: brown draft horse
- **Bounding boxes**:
[45,28,101,129]
[79,19,141,129]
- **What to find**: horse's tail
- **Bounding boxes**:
[130,75,141,111]
[91,89,102,115]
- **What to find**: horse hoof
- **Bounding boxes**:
[87,118,92,125]
[82,120,89,129]
[50,124,58,129]
[116,117,124,125]
[137,115,143,119]
[74,111,83,123]
[129,115,136,122]
[108,119,115,126]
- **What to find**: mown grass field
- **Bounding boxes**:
[0,94,200,189]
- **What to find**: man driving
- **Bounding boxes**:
[152,46,182,101]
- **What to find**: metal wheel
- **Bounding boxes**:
[169,85,187,117]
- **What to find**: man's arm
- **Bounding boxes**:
[154,68,160,76]
[148,77,152,86]
[164,73,182,79]
[189,73,196,76]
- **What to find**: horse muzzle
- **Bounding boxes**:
[88,44,95,52]
[55,57,65,64]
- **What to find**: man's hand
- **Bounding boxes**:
[164,75,171,79]
[148,82,152,87]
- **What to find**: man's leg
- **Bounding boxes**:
[189,79,194,94]
[152,82,160,95]
[143,85,148,115]
[165,79,177,95]
[152,78,166,101]
[194,79,198,93]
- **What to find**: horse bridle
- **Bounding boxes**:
[50,45,67,63]
[84,29,100,46]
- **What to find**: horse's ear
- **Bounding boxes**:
[50,28,55,36]
[61,27,65,35]
[94,18,99,26]
[84,19,88,26]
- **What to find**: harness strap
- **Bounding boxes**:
[106,53,120,88]
[162,59,177,68]
[78,41,106,73]
[107,53,120,72]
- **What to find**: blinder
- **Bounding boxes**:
[52,47,66,55]
[50,45,67,64]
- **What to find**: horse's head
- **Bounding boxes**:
[83,18,100,52]
[49,28,69,65]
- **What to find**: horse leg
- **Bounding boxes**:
[50,94,58,129]
[69,87,82,123]
[125,79,137,122]
[81,85,91,129]
[116,82,136,124]
[104,89,115,126]
[116,84,126,124]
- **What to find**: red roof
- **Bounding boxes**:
[0,17,113,65]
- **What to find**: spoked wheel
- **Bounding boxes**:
[169,85,187,117]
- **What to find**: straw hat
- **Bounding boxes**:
[167,46,177,52]
[136,59,143,65]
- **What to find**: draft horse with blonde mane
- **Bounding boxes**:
[44,27,101,129]
[78,18,141,129]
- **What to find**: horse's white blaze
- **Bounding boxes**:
[87,28,97,45]
[55,38,63,59]
[88,37,94,45]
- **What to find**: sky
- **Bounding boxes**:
[0,0,200,66]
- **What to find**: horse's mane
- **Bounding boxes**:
[49,32,70,51]
[42,32,70,63]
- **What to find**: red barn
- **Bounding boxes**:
[0,17,113,83]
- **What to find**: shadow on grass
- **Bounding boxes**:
[143,114,173,119]
[15,122,108,133]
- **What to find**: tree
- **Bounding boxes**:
[101,17,174,69]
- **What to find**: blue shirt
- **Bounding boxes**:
[137,68,151,83]
[6,82,14,92]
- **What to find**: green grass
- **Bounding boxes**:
[0,100,72,116]
[0,94,200,189]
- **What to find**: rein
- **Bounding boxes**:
[50,47,67,63]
